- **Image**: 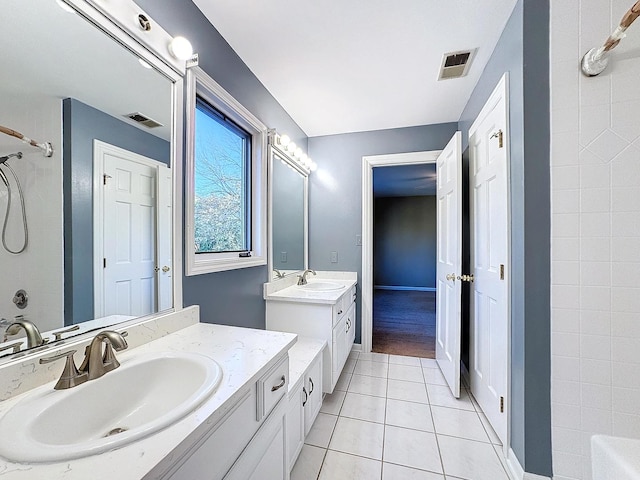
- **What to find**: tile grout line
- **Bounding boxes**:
[423,358,447,477]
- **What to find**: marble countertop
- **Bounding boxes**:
[287,337,327,391]
[265,278,357,305]
[0,323,297,479]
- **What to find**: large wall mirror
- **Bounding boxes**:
[268,136,309,280]
[0,0,184,360]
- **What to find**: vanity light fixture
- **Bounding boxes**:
[270,131,317,174]
[168,36,194,61]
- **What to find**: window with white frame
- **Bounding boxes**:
[185,66,267,275]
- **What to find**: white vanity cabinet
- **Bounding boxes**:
[162,355,290,480]
[266,284,356,394]
[286,337,325,469]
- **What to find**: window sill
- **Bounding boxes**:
[186,255,266,276]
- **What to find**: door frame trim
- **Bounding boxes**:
[360,150,441,354]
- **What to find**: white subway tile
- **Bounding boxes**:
[580,188,611,213]
[553,333,581,357]
[580,163,610,188]
[553,237,581,262]
[580,286,611,312]
[579,212,611,237]
[553,357,582,384]
[610,101,640,143]
[581,406,613,434]
[554,285,581,309]
[553,379,582,406]
[580,104,610,147]
[580,237,610,262]
[552,165,581,190]
[580,310,611,336]
[554,308,581,333]
[611,312,640,338]
[580,334,611,361]
[553,403,583,429]
[586,130,629,164]
[580,261,610,287]
[611,287,640,312]
[554,190,581,214]
[554,261,581,286]
[611,336,640,365]
[580,359,612,386]
[612,412,640,438]
[581,383,612,410]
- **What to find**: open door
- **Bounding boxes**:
[435,131,462,398]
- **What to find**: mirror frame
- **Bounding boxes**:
[0,0,185,364]
[267,137,309,279]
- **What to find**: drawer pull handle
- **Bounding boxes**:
[338,309,343,315]
[309,377,314,394]
[302,386,308,407]
[271,375,286,392]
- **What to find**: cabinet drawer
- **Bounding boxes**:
[257,355,289,421]
[333,286,355,327]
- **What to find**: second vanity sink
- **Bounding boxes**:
[297,281,346,292]
[0,351,222,463]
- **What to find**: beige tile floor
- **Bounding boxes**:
[291,350,509,480]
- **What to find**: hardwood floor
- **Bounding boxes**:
[372,290,436,358]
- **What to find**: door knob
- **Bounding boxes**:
[457,274,474,282]
[162,266,171,272]
[446,273,456,282]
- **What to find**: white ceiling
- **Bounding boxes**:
[193,0,518,137]
[1,0,172,141]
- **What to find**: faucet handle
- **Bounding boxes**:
[40,350,88,390]
[0,341,24,354]
[51,325,80,341]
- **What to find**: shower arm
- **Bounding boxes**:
[0,125,53,158]
[581,0,640,76]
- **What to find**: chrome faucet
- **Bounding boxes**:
[4,316,48,348]
[79,330,128,380]
[273,268,285,279]
[297,269,317,286]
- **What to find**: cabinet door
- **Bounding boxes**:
[304,352,324,436]
[332,315,348,386]
[225,398,288,480]
[287,382,305,470]
[346,303,356,350]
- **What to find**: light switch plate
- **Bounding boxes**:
[280,252,287,263]
[330,251,338,263]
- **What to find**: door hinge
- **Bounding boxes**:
[103,174,112,185]
[103,258,107,268]
[500,264,505,280]
[490,129,504,148]
[500,396,505,413]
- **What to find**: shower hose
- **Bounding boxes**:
[0,162,29,254]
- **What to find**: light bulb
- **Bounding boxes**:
[169,36,194,60]
[286,142,297,153]
[310,161,318,172]
[294,147,303,158]
[280,134,291,147]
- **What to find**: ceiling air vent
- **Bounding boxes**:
[124,112,163,129]
[438,49,476,81]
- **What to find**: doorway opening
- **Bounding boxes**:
[372,164,438,358]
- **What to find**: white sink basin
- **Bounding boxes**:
[0,351,222,463]
[592,435,640,480]
[297,281,346,292]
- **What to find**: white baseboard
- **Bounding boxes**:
[351,343,362,352]
[374,285,436,292]
[505,449,551,480]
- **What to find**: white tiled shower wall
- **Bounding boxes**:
[0,93,63,334]
[551,1,640,479]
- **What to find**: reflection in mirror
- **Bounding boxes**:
[268,134,312,280]
[0,0,174,359]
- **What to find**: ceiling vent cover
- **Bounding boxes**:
[124,112,163,129]
[438,49,476,80]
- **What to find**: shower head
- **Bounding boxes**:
[0,152,22,165]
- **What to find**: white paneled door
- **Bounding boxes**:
[435,131,462,398]
[468,74,509,445]
[94,141,170,318]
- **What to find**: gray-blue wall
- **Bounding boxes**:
[374,196,436,288]
[308,123,459,343]
[136,0,307,328]
[63,98,170,325]
[458,0,551,475]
